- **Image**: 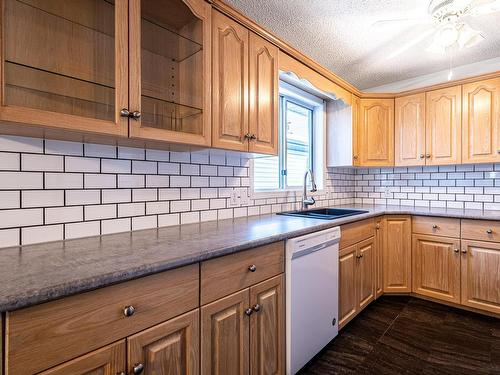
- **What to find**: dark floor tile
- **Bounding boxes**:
[341,313,389,345]
[399,297,450,324]
[363,342,427,375]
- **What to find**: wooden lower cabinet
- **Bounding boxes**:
[250,275,285,375]
[357,237,375,310]
[39,341,126,375]
[128,309,199,375]
[338,244,358,328]
[383,216,412,293]
[338,237,375,329]
[375,218,384,298]
[412,234,461,303]
[461,240,500,315]
[201,275,285,375]
[201,289,250,375]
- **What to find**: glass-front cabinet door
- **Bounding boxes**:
[0,0,129,136]
[128,0,211,146]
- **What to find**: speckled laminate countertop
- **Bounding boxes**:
[1,204,499,312]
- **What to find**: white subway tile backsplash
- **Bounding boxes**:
[102,189,131,204]
[0,135,42,153]
[0,152,19,170]
[65,156,100,173]
[158,213,180,227]
[132,188,157,202]
[66,190,100,206]
[146,175,169,188]
[146,201,169,215]
[132,215,157,230]
[0,208,43,228]
[159,188,181,201]
[132,160,157,174]
[118,174,145,188]
[65,221,100,239]
[0,228,20,247]
[146,149,169,162]
[45,173,83,189]
[101,159,131,174]
[181,188,200,200]
[0,191,20,209]
[118,146,145,160]
[85,204,116,221]
[170,151,190,163]
[181,211,199,224]
[101,218,131,234]
[158,162,180,175]
[22,224,63,245]
[85,174,116,189]
[171,200,190,213]
[118,202,145,217]
[0,172,43,189]
[45,140,83,156]
[22,190,64,208]
[45,206,83,224]
[84,143,116,158]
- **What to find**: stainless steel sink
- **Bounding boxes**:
[277,208,368,220]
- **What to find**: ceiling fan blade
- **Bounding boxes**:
[372,17,431,28]
[387,28,436,59]
[469,0,500,15]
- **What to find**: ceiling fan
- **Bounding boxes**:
[373,0,500,55]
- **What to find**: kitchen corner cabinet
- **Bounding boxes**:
[383,216,411,293]
[412,234,461,303]
[461,240,500,315]
[425,85,462,165]
[212,10,279,155]
[128,0,212,146]
[358,98,395,166]
[395,93,426,166]
[462,77,500,164]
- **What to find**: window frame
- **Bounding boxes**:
[250,81,325,198]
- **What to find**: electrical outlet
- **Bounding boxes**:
[228,189,240,207]
[383,187,392,198]
[239,188,250,205]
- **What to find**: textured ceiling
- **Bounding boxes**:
[224,0,500,90]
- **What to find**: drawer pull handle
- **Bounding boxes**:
[123,305,136,317]
[248,264,257,272]
[133,363,144,374]
[245,308,253,316]
[454,248,459,253]
[432,224,438,229]
[252,304,261,312]
[486,229,493,234]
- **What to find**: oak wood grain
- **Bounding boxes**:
[339,218,375,249]
[383,216,412,293]
[395,93,426,166]
[412,216,460,238]
[461,219,500,242]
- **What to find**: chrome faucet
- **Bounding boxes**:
[302,169,318,210]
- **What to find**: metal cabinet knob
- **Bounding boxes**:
[497,150,500,154]
[486,229,493,234]
[426,154,431,158]
[120,108,141,120]
[120,108,131,117]
[248,264,257,272]
[123,305,136,317]
[245,308,253,316]
[461,249,467,254]
[419,154,425,159]
[133,363,144,374]
[353,155,358,160]
[252,304,261,312]
[454,248,459,253]
[131,111,141,120]
[117,372,126,375]
[432,224,438,229]
[244,133,252,140]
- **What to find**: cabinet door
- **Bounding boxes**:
[249,275,284,375]
[248,33,279,155]
[0,0,128,137]
[352,94,361,166]
[212,10,249,152]
[395,93,426,166]
[39,341,125,375]
[128,310,199,375]
[412,234,461,303]
[383,216,412,293]
[357,237,375,310]
[426,86,462,165]
[128,0,211,146]
[338,244,358,329]
[375,218,385,298]
[201,289,250,375]
[358,98,395,166]
[462,78,500,164]
[461,240,500,315]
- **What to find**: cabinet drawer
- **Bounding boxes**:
[201,241,284,305]
[6,264,199,375]
[461,219,500,242]
[339,218,375,249]
[412,216,460,237]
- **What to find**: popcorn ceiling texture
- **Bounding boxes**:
[224,0,500,90]
[0,135,355,249]
[2,134,500,250]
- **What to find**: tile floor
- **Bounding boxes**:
[299,296,500,375]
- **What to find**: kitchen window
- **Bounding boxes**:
[252,81,324,194]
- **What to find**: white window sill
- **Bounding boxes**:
[250,188,326,200]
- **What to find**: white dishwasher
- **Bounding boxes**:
[286,226,340,374]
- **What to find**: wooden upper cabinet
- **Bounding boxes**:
[248,33,279,155]
[0,0,128,137]
[352,95,361,166]
[383,216,411,293]
[395,93,426,166]
[462,78,500,164]
[212,10,249,152]
[461,240,500,315]
[249,275,284,375]
[412,234,461,304]
[128,0,211,146]
[425,85,462,165]
[128,310,199,375]
[39,341,125,375]
[202,289,250,375]
[358,98,395,166]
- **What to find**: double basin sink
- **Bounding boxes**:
[277,208,368,220]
